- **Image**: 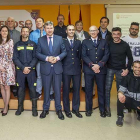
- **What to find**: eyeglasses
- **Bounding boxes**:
[25,23,32,25]
[89,30,98,32]
[130,28,139,31]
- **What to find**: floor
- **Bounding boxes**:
[0,81,140,140]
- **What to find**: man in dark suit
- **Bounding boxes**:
[36,21,67,120]
[98,17,112,42]
[62,25,82,118]
[82,25,109,117]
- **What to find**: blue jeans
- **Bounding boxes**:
[105,68,123,108]
[36,62,54,95]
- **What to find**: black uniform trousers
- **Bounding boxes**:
[16,70,37,100]
[117,96,140,117]
[84,73,106,112]
[63,74,81,112]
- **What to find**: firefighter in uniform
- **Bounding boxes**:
[62,25,83,118]
[13,27,38,116]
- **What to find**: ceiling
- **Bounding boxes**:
[0,0,140,5]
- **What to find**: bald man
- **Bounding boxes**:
[82,25,109,117]
[7,17,20,45]
[25,20,34,34]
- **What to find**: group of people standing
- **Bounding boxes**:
[0,15,140,127]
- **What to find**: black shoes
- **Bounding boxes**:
[65,111,72,118]
[85,111,92,116]
[56,110,65,120]
[40,110,49,118]
[116,116,124,127]
[15,108,24,116]
[100,111,106,118]
[106,107,111,117]
[72,110,83,118]
[50,93,55,100]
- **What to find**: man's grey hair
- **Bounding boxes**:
[44,21,54,28]
[7,17,15,22]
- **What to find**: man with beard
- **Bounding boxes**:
[105,27,133,117]
[122,22,140,61]
[54,14,67,38]
[116,61,140,127]
[25,20,34,34]
[13,27,38,116]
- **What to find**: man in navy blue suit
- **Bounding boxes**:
[82,25,109,117]
[36,21,67,120]
[62,25,82,118]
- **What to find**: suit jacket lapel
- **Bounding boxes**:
[43,36,50,54]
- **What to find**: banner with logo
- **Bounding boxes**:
[0,10,40,31]
[113,13,140,36]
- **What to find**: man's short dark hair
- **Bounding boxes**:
[36,17,44,23]
[100,17,109,24]
[132,60,140,66]
[75,20,83,26]
[21,26,29,32]
[131,22,139,27]
[112,27,121,32]
[57,14,65,20]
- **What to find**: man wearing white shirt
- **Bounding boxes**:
[122,22,140,61]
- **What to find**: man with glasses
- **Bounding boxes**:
[105,27,133,117]
[25,20,34,34]
[122,22,140,61]
[82,26,109,117]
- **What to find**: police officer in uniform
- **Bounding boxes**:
[82,26,109,117]
[62,25,82,118]
[13,27,38,116]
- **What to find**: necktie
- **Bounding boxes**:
[70,40,73,48]
[93,39,97,47]
[10,30,13,39]
[49,37,53,53]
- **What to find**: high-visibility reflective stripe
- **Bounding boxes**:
[17,83,19,86]
[26,46,33,50]
[33,67,35,69]
[17,47,24,50]
[34,83,37,86]
[16,66,20,69]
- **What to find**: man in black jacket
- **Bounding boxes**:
[105,27,133,117]
[98,17,112,42]
[116,61,140,127]
[13,27,38,117]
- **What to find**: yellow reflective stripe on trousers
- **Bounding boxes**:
[17,83,19,86]
[17,47,24,50]
[26,46,33,50]
[34,83,37,86]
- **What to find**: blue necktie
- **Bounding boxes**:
[49,37,53,53]
[93,39,97,47]
[70,40,73,48]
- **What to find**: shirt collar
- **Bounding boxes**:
[47,35,53,39]
[91,37,98,41]
[100,27,107,34]
[67,37,74,42]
